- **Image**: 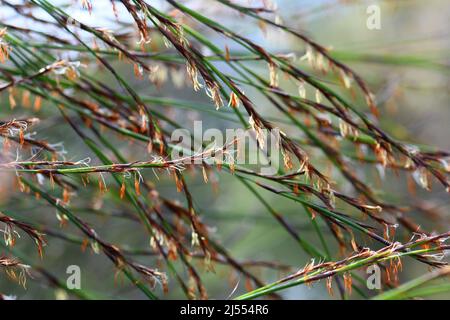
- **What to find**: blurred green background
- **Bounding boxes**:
[0,0,449,299]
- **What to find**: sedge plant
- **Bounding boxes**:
[0,0,449,300]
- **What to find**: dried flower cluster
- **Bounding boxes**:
[0,27,11,63]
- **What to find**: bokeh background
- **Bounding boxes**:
[0,0,449,299]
